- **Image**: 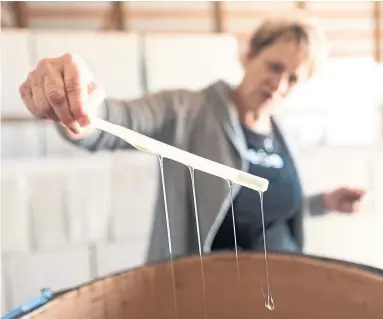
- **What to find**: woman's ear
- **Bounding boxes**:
[239,52,247,70]
[239,46,250,70]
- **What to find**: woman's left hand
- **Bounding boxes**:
[323,187,366,213]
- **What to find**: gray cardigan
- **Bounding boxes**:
[58,80,327,263]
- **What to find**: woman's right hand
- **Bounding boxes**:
[19,53,105,135]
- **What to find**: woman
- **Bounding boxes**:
[19,12,365,263]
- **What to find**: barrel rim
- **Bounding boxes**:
[18,251,383,318]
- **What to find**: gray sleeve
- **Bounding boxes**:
[306,193,328,216]
[57,89,201,152]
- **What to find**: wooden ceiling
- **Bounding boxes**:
[1,1,382,61]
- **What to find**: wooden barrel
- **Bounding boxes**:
[22,252,383,319]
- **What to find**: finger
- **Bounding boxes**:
[346,192,364,201]
[29,70,56,120]
[344,187,366,196]
[42,108,60,122]
[69,80,102,127]
[351,201,361,212]
[339,202,353,213]
[355,189,366,197]
[63,56,90,125]
[337,188,364,202]
[83,81,105,123]
[19,80,41,118]
[340,200,360,213]
[44,64,79,133]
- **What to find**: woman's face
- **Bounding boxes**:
[240,38,310,115]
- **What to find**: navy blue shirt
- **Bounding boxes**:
[211,121,303,252]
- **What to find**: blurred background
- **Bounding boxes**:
[1,0,382,315]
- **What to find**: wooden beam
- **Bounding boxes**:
[212,1,223,33]
[102,1,126,31]
[114,1,125,31]
[0,116,39,123]
[373,1,381,62]
[1,2,11,27]
[13,1,29,28]
[296,1,307,10]
[102,3,115,30]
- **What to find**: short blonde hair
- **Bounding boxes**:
[248,10,329,77]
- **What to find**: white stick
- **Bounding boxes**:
[91,118,269,192]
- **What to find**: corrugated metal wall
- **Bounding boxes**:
[2,1,382,61]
